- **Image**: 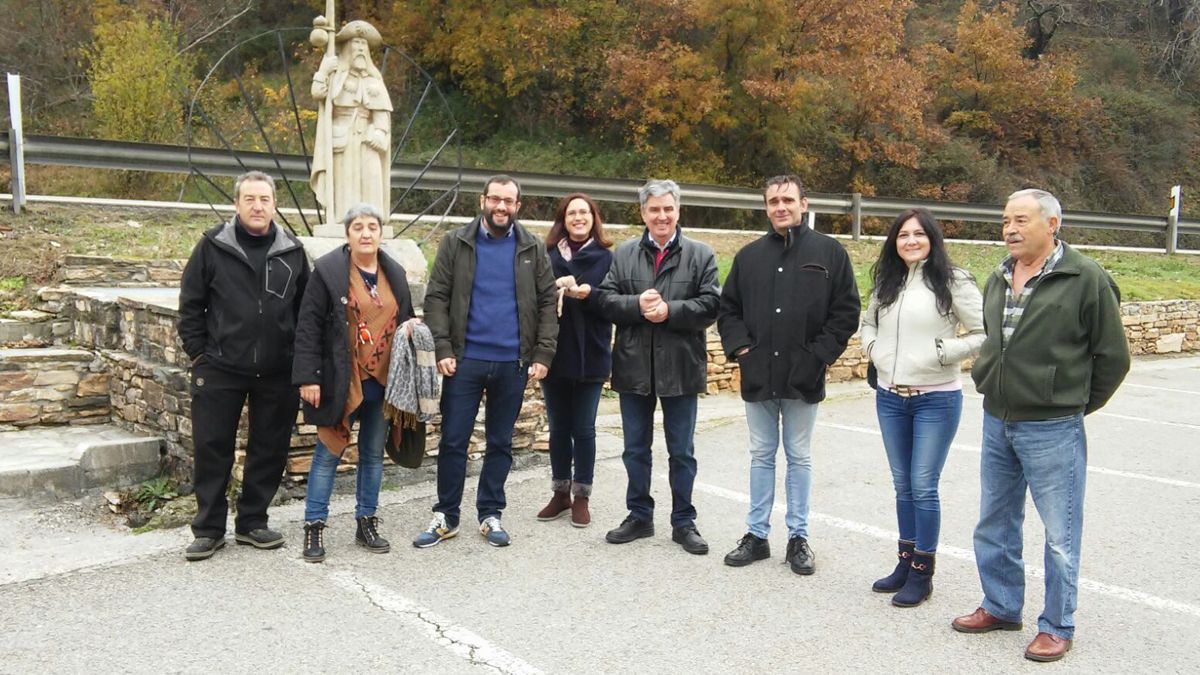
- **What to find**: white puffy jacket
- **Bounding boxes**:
[860,262,985,386]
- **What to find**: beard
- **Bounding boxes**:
[483,208,512,233]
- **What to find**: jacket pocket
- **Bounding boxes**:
[737,347,768,398]
[1043,365,1057,401]
[787,347,825,393]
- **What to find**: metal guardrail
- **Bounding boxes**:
[3,133,1197,248]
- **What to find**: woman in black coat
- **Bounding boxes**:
[536,193,614,528]
[292,203,414,562]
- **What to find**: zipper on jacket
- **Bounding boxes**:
[889,281,907,385]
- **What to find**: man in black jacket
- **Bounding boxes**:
[595,179,720,555]
[177,171,310,561]
[717,174,860,574]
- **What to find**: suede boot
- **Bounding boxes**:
[892,550,935,607]
[537,480,572,521]
[872,540,915,593]
[570,482,591,528]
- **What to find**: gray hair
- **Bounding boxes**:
[233,171,276,200]
[342,202,387,232]
[1008,188,1063,227]
[639,179,681,208]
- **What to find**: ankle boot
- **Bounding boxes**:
[302,521,326,563]
[356,515,391,553]
[872,540,915,592]
[570,482,591,528]
[892,550,935,607]
[537,480,572,521]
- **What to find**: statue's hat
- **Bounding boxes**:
[336,20,382,48]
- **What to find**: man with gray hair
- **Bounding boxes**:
[952,188,1130,662]
[178,171,310,560]
[595,179,721,554]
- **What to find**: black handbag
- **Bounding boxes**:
[385,416,427,468]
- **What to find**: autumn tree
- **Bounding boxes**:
[930,0,1091,174]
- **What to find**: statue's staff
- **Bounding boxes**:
[310,0,337,223]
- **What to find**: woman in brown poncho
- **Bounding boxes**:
[292,203,415,562]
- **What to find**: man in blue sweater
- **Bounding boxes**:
[415,175,559,548]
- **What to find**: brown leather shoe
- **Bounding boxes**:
[1025,632,1072,662]
[570,496,590,528]
[536,490,571,521]
[951,607,1023,633]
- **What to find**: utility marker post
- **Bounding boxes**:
[6,73,26,214]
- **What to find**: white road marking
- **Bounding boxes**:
[817,421,1200,490]
[1122,383,1200,396]
[324,568,545,675]
[959,391,1200,429]
[687,479,1200,620]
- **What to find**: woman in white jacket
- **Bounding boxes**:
[860,208,984,608]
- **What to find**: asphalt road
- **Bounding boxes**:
[1,355,1198,674]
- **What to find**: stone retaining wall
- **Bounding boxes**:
[55,255,185,287]
[703,299,1200,393]
[1121,300,1199,355]
[0,348,111,430]
[70,289,549,481]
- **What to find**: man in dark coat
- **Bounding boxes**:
[413,175,558,549]
[177,171,310,561]
[717,174,860,575]
[595,179,720,555]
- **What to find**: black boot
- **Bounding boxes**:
[302,521,326,563]
[892,550,935,607]
[872,540,915,593]
[356,515,391,553]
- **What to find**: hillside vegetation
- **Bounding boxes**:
[4,1,1200,227]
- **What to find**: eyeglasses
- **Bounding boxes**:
[484,195,518,207]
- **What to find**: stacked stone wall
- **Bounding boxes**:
[0,348,111,430]
[1121,300,1200,355]
[55,255,185,287]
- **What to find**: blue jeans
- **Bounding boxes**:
[974,411,1087,640]
[875,388,963,552]
[304,378,386,522]
[745,398,818,540]
[540,378,603,486]
[619,392,698,528]
[434,358,528,524]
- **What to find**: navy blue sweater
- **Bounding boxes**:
[464,226,520,361]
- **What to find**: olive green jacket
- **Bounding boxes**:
[971,243,1130,421]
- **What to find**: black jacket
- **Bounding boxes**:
[718,224,860,403]
[291,246,415,427]
[423,217,559,366]
[595,228,720,397]
[178,218,310,376]
[546,242,614,382]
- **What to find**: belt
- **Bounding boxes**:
[885,384,923,398]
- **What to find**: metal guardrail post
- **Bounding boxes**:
[6,73,26,214]
[1167,185,1181,255]
[850,193,862,240]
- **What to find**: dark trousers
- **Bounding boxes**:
[618,391,699,528]
[434,358,528,524]
[540,377,603,486]
[189,363,298,538]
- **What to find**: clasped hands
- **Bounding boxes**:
[639,288,669,323]
[554,275,591,300]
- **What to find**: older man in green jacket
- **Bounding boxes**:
[952,188,1131,663]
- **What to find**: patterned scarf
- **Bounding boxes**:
[384,320,440,428]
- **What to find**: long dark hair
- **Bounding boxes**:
[545,193,612,249]
[870,208,956,315]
